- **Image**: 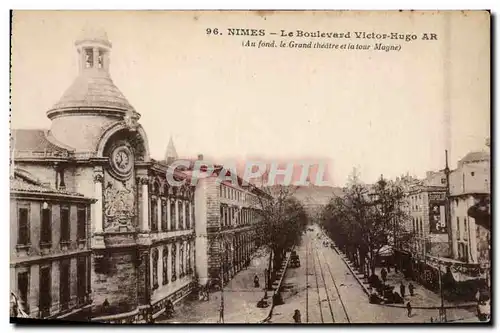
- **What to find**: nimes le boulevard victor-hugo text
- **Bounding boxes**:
[206,29,439,42]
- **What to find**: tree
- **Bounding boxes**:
[254,184,308,288]
[321,173,412,276]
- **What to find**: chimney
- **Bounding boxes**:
[197,154,204,161]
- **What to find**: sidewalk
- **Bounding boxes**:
[373,267,476,309]
[156,247,271,324]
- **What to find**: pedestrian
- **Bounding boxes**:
[400,282,406,298]
[430,317,434,323]
[409,282,415,296]
[254,274,260,288]
[293,309,301,323]
[381,268,388,283]
[387,264,391,273]
[406,301,412,317]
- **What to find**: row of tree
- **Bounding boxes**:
[255,185,309,287]
[320,170,413,276]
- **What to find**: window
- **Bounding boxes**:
[17,271,29,313]
[170,200,176,231]
[77,206,87,241]
[220,206,224,226]
[457,217,461,239]
[39,266,51,317]
[185,203,190,229]
[464,218,468,235]
[152,249,159,289]
[471,172,475,177]
[161,200,168,231]
[17,206,30,246]
[59,260,70,310]
[441,178,446,184]
[179,202,184,230]
[41,205,52,245]
[60,206,70,243]
[171,245,177,282]
[77,257,87,304]
[151,198,158,232]
[84,48,93,68]
[162,247,169,285]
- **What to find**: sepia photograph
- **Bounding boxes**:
[8,10,491,324]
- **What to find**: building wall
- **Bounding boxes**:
[91,249,137,314]
[194,177,209,284]
[10,195,92,319]
[450,194,487,264]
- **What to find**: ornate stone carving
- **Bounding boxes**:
[103,177,137,231]
[94,172,104,183]
[136,176,149,185]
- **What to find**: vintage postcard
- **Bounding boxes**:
[9,10,490,324]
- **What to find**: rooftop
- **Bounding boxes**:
[11,169,90,199]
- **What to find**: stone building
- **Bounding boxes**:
[10,168,95,320]
[406,184,448,259]
[449,151,490,264]
[191,161,270,287]
[11,28,196,322]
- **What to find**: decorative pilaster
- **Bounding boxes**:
[93,47,99,69]
[137,249,151,306]
[92,168,105,249]
[157,198,162,232]
[182,201,187,229]
[167,243,172,284]
[175,200,179,230]
[175,242,181,278]
[137,176,150,232]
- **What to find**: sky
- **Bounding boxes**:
[10,11,490,186]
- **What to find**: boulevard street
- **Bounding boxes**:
[268,226,479,324]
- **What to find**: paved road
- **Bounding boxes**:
[270,227,479,324]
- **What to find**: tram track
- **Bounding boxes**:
[318,247,351,323]
[313,243,336,323]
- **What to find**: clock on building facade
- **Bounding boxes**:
[110,145,134,180]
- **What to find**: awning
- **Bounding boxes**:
[378,245,394,257]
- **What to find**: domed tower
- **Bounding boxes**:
[46,27,144,155]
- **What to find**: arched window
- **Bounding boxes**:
[162,247,169,285]
[152,249,159,289]
[84,48,93,68]
[170,200,176,231]
[151,198,158,232]
[161,199,168,231]
[171,245,177,282]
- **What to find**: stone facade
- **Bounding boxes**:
[195,175,265,286]
[11,29,196,322]
[405,186,449,259]
[10,170,94,320]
